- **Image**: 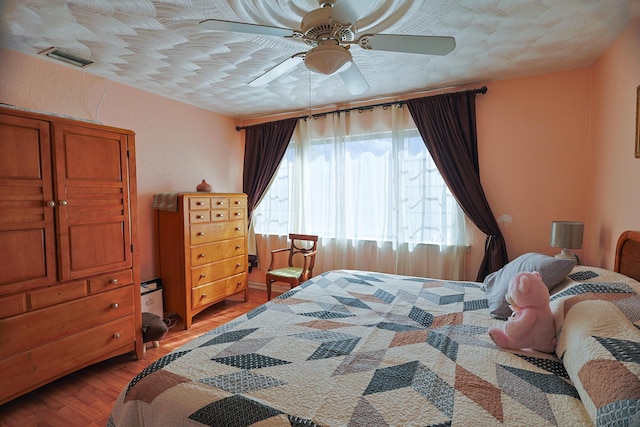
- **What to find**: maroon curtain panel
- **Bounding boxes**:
[242,117,298,220]
[407,89,508,281]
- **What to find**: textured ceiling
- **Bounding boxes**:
[1,0,639,119]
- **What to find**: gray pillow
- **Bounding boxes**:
[483,252,575,319]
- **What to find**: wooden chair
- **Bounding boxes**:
[266,233,318,300]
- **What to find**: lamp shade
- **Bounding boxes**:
[304,41,352,75]
[550,221,584,249]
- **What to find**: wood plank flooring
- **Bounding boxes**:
[0,287,272,427]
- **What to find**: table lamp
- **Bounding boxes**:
[550,221,584,261]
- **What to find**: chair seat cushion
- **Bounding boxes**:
[269,267,303,278]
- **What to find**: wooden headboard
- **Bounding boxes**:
[614,230,640,282]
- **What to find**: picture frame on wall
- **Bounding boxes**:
[636,85,640,159]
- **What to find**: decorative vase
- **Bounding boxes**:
[196,179,212,192]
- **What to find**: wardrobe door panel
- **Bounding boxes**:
[53,123,132,280]
[0,114,56,294]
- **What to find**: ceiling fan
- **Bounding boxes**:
[200,0,455,95]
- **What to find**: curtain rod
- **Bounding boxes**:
[236,85,487,131]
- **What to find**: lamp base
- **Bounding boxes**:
[555,248,578,264]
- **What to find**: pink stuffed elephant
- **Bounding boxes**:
[488,271,557,353]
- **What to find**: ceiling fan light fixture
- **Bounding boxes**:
[304,41,352,75]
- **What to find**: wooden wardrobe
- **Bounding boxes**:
[0,106,142,404]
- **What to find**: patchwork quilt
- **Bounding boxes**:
[550,266,640,426]
[108,268,640,426]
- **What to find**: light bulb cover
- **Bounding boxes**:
[304,41,352,75]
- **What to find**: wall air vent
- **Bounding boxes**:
[39,47,94,68]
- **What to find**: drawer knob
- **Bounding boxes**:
[112,303,119,308]
[198,232,205,236]
[236,263,241,268]
[235,245,241,249]
[110,278,118,285]
[234,212,240,216]
[197,215,204,219]
[234,201,240,205]
[197,201,204,206]
[113,333,121,339]
[46,200,56,208]
[200,274,206,279]
[216,213,223,217]
[216,201,223,205]
[59,199,68,206]
[201,294,207,299]
[199,253,205,258]
[235,227,240,231]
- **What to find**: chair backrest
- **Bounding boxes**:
[287,234,318,275]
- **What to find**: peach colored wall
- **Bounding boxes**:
[585,17,640,268]
[463,69,592,278]
[0,47,243,282]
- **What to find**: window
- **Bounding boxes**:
[253,105,465,251]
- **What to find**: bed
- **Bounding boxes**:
[108,231,640,426]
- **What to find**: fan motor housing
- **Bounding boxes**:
[301,7,355,46]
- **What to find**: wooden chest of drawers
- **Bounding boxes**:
[156,193,248,329]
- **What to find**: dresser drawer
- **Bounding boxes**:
[189,197,210,210]
[0,293,27,319]
[192,273,246,309]
[0,285,134,359]
[191,237,246,267]
[190,219,245,245]
[189,211,210,223]
[210,197,228,209]
[191,255,246,288]
[210,209,229,221]
[29,280,87,310]
[229,196,247,209]
[229,208,245,220]
[0,314,136,404]
[88,269,134,294]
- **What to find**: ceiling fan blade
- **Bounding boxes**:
[249,54,304,87]
[200,19,294,38]
[331,0,365,24]
[339,61,369,95]
[361,34,455,56]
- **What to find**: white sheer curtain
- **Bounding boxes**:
[253,104,467,280]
